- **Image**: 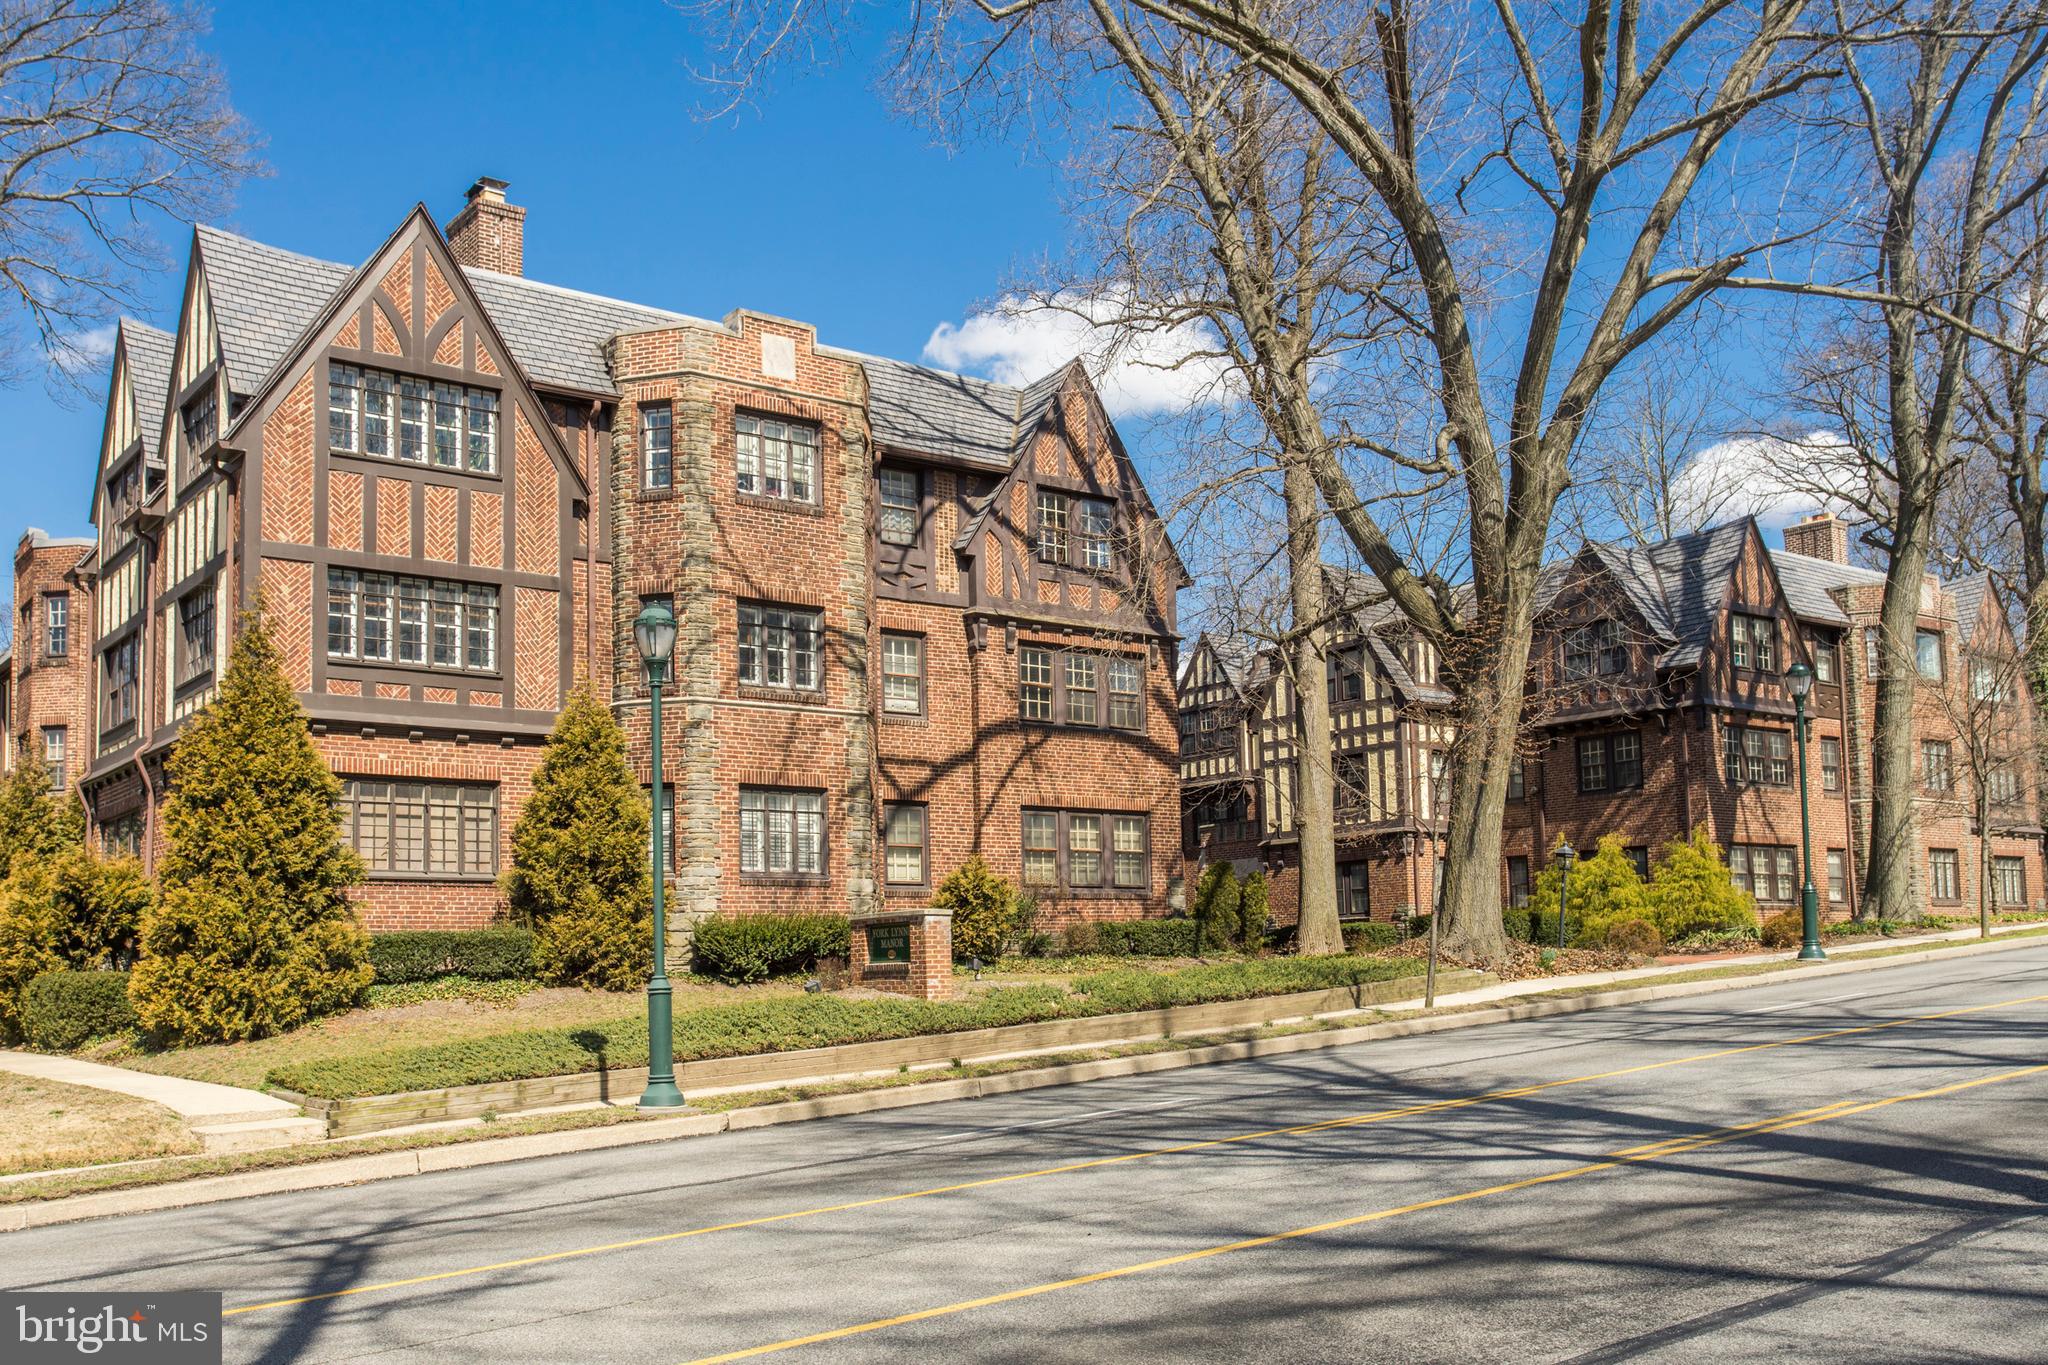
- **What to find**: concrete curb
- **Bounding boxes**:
[5,929,2043,1233]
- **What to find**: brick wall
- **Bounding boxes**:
[10,538,94,793]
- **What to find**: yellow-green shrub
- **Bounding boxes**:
[934,855,1013,962]
[1646,828,1759,940]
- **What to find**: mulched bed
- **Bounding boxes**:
[1363,937,1645,982]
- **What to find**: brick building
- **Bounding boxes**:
[1188,514,2046,926]
[28,178,1182,933]
[4,529,98,795]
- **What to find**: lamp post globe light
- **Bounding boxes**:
[1555,840,1576,952]
[634,602,687,1111]
[1785,662,1827,963]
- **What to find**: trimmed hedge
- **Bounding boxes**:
[1343,922,1405,951]
[268,953,1428,1099]
[1093,919,1201,957]
[691,913,852,983]
[369,929,538,984]
[19,970,136,1050]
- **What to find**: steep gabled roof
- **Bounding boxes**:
[857,355,1025,469]
[466,267,708,396]
[1638,520,1752,667]
[1950,574,1993,644]
[1768,547,1878,626]
[120,320,174,465]
[193,226,353,395]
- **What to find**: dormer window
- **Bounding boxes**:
[1035,490,1114,572]
[182,387,217,462]
[1564,619,1624,679]
[879,467,918,545]
[1731,613,1775,671]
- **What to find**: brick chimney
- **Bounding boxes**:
[1782,511,1849,564]
[446,177,524,276]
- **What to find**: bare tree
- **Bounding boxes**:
[1921,600,2035,936]
[1567,351,1751,546]
[1781,3,2048,920]
[0,0,259,383]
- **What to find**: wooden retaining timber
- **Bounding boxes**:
[279,969,1490,1138]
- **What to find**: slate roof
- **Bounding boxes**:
[193,226,353,395]
[1949,574,1992,643]
[119,320,175,465]
[464,268,707,396]
[1768,548,1878,628]
[849,354,1081,471]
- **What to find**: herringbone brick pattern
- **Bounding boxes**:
[376,477,411,557]
[335,313,360,349]
[470,490,503,568]
[514,587,557,710]
[260,373,314,544]
[424,255,454,330]
[513,410,556,576]
[373,308,401,356]
[381,250,413,334]
[258,557,313,692]
[329,470,363,551]
[433,322,463,368]
[424,484,457,561]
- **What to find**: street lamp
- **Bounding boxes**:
[1786,662,1827,963]
[634,601,687,1111]
[1555,841,1576,952]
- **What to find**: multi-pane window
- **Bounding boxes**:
[1107,658,1141,730]
[1993,855,2026,907]
[1577,732,1641,793]
[1821,736,1841,792]
[340,780,498,878]
[1624,846,1651,880]
[1970,657,2008,701]
[330,364,497,473]
[43,594,66,657]
[1921,740,1953,793]
[182,386,217,462]
[881,632,923,715]
[879,468,919,546]
[1506,855,1531,910]
[1065,655,1097,726]
[102,813,143,860]
[1730,614,1775,671]
[641,403,672,490]
[327,571,498,673]
[1928,848,1960,901]
[737,604,821,691]
[1022,811,1059,887]
[1019,646,1142,731]
[1075,499,1114,571]
[1987,762,2021,807]
[1507,756,1526,801]
[1915,630,1943,680]
[100,634,138,735]
[41,728,64,788]
[734,413,817,502]
[1035,492,1068,563]
[1564,619,1625,679]
[1019,647,1054,721]
[176,584,216,687]
[1728,845,1796,903]
[648,785,674,867]
[883,803,927,885]
[1724,725,1791,785]
[1827,850,1847,903]
[1020,810,1149,892]
[738,788,825,876]
[1813,638,1836,683]
[1341,861,1372,919]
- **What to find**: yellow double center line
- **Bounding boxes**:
[223,989,2048,1320]
[689,1060,2048,1362]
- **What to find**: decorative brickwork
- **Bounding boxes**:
[423,485,457,562]
[423,256,455,329]
[335,314,360,350]
[433,321,463,368]
[375,477,411,557]
[474,343,499,377]
[423,686,456,705]
[471,690,502,708]
[513,410,556,576]
[376,682,410,701]
[257,558,314,693]
[470,491,503,568]
[514,587,558,711]
[259,373,313,545]
[326,679,362,697]
[380,252,413,335]
[372,307,401,356]
[329,470,364,552]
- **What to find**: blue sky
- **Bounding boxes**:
[0,0,1080,546]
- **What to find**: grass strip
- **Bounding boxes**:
[267,956,1425,1100]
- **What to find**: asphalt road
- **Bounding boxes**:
[5,945,2046,1364]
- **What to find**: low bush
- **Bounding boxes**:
[1759,911,1803,949]
[1238,873,1272,949]
[1343,922,1403,952]
[691,913,852,984]
[1502,908,1539,943]
[1094,919,1200,957]
[1602,918,1665,957]
[19,970,136,1050]
[1192,862,1242,951]
[368,929,538,984]
[1061,922,1102,955]
[268,954,1430,1099]
[1667,927,1760,953]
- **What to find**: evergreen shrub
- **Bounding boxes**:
[20,970,136,1050]
[691,913,851,983]
[933,855,1014,962]
[368,929,538,984]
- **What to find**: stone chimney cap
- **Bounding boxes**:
[466,176,510,206]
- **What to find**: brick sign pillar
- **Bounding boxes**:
[851,910,953,1000]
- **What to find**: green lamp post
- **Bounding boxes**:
[1554,840,1576,952]
[1786,661,1827,963]
[634,601,687,1110]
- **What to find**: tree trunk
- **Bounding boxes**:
[1864,513,1930,922]
[1978,784,1992,939]
[1284,457,1343,956]
[1434,598,1533,961]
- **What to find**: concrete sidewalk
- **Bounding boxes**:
[0,1051,322,1153]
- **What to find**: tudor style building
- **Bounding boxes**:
[33,178,1183,933]
[1189,514,2046,926]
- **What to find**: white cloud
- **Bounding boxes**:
[51,323,119,374]
[1674,429,1866,531]
[922,292,1242,419]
